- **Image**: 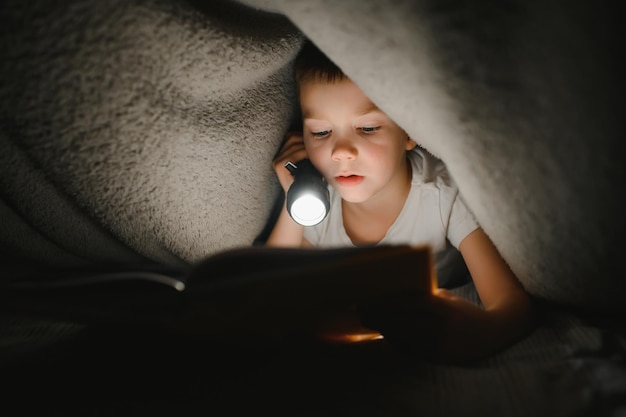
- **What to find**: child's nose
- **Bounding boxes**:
[331,136,357,161]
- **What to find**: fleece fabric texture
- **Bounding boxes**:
[0,0,301,270]
[1,0,624,312]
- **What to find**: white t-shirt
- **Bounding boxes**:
[303,148,479,287]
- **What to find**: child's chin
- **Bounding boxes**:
[338,191,370,204]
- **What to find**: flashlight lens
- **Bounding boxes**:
[291,194,327,226]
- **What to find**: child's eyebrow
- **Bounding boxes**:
[356,102,380,115]
[301,109,315,119]
[302,103,381,120]
[357,104,382,116]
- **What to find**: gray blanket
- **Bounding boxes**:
[1,0,623,308]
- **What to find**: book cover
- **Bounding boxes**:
[0,244,435,347]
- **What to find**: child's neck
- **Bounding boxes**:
[342,160,412,246]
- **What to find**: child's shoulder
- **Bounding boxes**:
[410,146,455,189]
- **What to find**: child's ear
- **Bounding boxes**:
[405,136,417,151]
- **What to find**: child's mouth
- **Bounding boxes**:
[334,175,364,186]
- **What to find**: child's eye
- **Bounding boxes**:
[311,130,331,138]
[360,126,381,134]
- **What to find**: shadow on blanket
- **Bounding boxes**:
[1,284,624,417]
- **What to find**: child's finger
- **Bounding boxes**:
[271,133,309,193]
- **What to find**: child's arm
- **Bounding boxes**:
[265,132,310,248]
[458,228,534,336]
[437,227,535,360]
[360,228,535,363]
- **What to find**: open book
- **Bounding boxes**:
[0,244,435,347]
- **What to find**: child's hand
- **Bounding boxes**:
[273,132,308,194]
[359,289,500,364]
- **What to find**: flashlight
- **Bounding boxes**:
[285,159,330,226]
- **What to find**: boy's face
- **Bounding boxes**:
[300,77,416,204]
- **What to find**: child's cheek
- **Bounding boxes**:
[307,153,329,179]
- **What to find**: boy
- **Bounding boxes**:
[266,41,534,363]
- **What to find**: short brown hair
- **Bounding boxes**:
[294,40,346,85]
